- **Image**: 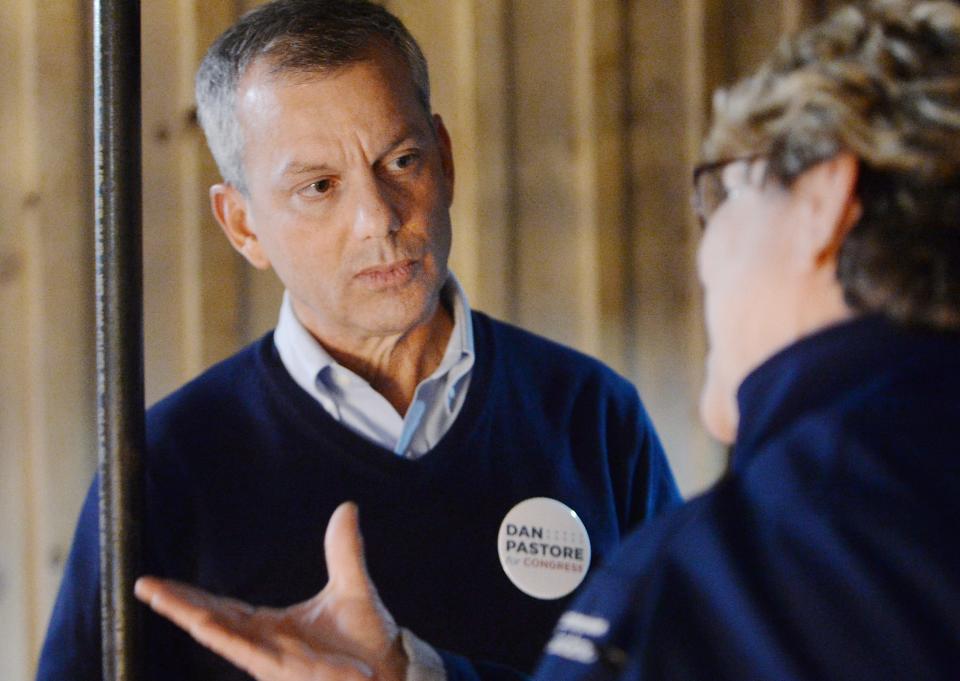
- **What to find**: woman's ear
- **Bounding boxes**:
[210,183,271,270]
[790,152,862,270]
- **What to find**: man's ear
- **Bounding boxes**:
[210,183,271,270]
[433,113,455,204]
[791,152,862,270]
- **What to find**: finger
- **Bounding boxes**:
[324,502,371,597]
[135,577,253,622]
[136,577,287,680]
[134,578,279,660]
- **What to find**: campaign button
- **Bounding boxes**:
[497,497,591,600]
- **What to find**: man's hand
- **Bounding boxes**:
[134,502,407,681]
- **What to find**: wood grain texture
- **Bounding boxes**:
[0,1,93,678]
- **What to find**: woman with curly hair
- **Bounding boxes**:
[539,2,960,678]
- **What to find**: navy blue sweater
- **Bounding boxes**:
[38,311,679,681]
[537,315,960,681]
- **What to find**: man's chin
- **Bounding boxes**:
[351,300,439,338]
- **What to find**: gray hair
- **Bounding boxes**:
[705,0,960,329]
[196,0,431,193]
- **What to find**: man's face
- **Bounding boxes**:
[219,49,454,342]
[696,159,797,444]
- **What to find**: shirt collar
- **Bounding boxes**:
[274,289,337,395]
[436,273,475,383]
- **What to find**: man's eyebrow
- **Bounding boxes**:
[381,125,429,154]
[279,127,430,178]
[281,161,333,178]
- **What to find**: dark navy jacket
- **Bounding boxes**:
[537,315,960,681]
[37,311,679,681]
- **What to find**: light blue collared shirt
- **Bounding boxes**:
[273,276,475,459]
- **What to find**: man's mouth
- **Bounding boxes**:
[354,259,419,289]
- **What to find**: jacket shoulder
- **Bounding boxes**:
[145,334,272,450]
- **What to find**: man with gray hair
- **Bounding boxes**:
[37,2,678,680]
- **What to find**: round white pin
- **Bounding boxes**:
[497,497,592,600]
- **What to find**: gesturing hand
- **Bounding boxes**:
[134,502,407,681]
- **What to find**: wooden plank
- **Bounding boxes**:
[0,1,94,679]
[0,6,35,679]
[142,0,258,403]
[26,0,95,663]
[143,0,199,402]
[626,0,722,495]
[716,0,790,81]
[1,6,42,678]
[510,0,581,348]
[237,269,284,343]
[463,0,513,319]
[570,0,630,368]
[0,266,32,679]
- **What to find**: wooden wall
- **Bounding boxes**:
[0,2,93,679]
[0,1,844,678]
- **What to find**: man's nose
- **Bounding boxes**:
[351,173,402,239]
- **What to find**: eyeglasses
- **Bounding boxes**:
[691,155,764,229]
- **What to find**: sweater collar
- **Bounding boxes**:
[732,314,918,467]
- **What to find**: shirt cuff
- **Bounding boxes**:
[401,627,447,681]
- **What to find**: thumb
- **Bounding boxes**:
[324,501,372,596]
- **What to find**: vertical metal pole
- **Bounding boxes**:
[94,1,144,680]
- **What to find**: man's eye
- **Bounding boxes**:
[391,152,419,171]
[301,178,334,196]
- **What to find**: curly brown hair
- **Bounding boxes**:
[704,0,960,329]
